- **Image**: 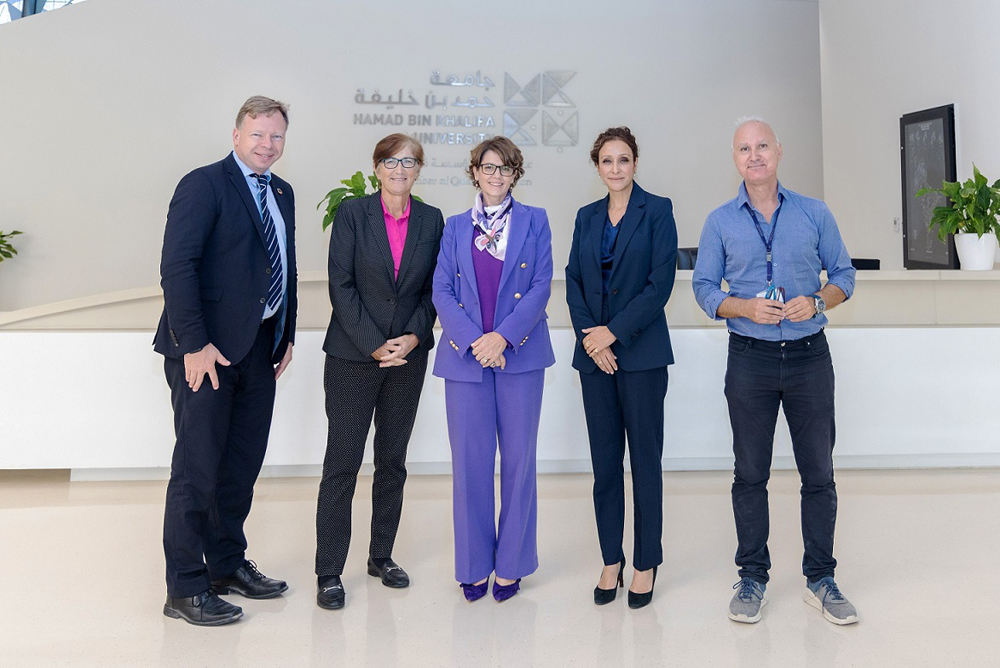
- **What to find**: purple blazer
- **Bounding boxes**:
[432,200,556,382]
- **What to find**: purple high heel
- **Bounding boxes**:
[460,580,489,602]
[492,578,521,602]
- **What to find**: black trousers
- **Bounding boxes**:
[580,365,669,572]
[725,330,838,584]
[315,353,428,577]
[162,320,276,598]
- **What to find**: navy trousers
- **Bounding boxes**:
[162,320,276,598]
[725,330,838,584]
[580,365,668,572]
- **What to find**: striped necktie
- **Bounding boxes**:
[252,173,283,312]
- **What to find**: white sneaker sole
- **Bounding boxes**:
[803,588,859,625]
[728,596,767,623]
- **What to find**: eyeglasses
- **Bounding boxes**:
[381,157,419,169]
[478,163,515,176]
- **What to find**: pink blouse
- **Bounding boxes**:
[381,196,410,279]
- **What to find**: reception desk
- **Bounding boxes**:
[3,271,999,477]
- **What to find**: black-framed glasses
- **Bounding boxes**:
[478,163,514,176]
[381,157,419,169]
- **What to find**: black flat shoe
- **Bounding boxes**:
[317,575,345,610]
[163,590,243,626]
[627,566,658,609]
[211,559,288,599]
[594,557,626,605]
[367,557,410,588]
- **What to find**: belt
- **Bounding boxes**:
[729,329,824,350]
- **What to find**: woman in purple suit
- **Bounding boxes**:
[433,136,555,602]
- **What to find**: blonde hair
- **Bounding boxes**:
[236,96,289,128]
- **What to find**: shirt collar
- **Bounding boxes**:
[380,195,411,222]
[231,150,270,181]
[737,180,788,211]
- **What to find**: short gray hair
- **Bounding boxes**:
[732,116,780,150]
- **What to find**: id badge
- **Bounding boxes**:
[758,285,785,302]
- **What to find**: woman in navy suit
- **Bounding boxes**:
[433,136,555,603]
[565,127,678,609]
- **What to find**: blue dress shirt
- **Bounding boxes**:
[692,182,855,341]
[600,212,621,295]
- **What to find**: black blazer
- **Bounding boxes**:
[565,183,677,373]
[154,153,297,365]
[323,193,444,362]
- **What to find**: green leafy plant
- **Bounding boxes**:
[317,171,423,231]
[0,229,22,262]
[318,171,381,232]
[917,164,1000,242]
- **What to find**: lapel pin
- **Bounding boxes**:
[276,187,283,195]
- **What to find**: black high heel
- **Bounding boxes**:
[594,558,626,605]
[627,566,658,609]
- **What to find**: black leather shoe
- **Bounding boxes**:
[317,576,345,610]
[163,590,243,626]
[628,566,658,610]
[367,557,410,588]
[594,557,626,605]
[211,560,288,599]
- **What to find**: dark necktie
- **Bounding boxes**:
[252,173,283,312]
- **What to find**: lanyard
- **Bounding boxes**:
[746,204,780,285]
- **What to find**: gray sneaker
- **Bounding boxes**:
[729,577,767,623]
[804,577,859,625]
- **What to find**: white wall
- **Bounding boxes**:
[819,0,1000,268]
[0,0,823,313]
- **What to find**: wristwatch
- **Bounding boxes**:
[812,294,826,318]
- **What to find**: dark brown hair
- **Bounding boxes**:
[589,126,639,165]
[372,133,425,167]
[466,136,526,188]
[235,96,289,128]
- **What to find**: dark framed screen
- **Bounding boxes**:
[900,104,957,269]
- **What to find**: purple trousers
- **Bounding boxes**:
[445,367,544,583]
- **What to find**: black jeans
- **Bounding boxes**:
[725,330,838,584]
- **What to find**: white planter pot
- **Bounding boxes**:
[955,232,998,270]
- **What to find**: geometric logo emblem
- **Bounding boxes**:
[504,73,541,107]
[541,71,576,107]
[504,109,538,146]
[542,111,578,146]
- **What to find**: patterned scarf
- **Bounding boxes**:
[471,192,512,261]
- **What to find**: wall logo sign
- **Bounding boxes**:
[502,71,578,149]
[352,69,578,150]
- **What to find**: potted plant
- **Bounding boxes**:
[318,171,423,231]
[0,229,22,263]
[917,164,1000,270]
[318,171,380,231]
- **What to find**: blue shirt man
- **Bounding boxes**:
[693,118,859,627]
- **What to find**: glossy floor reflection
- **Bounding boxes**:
[1,468,997,666]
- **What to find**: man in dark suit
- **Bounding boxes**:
[154,96,297,626]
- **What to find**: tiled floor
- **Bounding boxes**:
[1,468,997,666]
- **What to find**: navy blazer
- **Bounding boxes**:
[323,193,444,362]
[154,153,297,365]
[565,183,677,373]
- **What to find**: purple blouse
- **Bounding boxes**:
[471,233,504,333]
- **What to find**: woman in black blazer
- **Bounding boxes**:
[315,133,444,610]
[565,127,678,609]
